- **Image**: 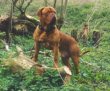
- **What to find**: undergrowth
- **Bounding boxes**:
[0,1,110,91]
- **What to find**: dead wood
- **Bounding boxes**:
[92,31,102,47]
[0,40,10,51]
[3,46,72,76]
[71,29,78,41]
[0,15,39,35]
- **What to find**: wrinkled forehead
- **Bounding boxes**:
[42,7,56,14]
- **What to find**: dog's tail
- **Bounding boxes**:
[79,50,90,57]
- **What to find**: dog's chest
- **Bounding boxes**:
[40,41,54,50]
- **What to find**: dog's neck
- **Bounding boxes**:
[38,24,47,31]
[38,24,56,34]
[39,17,56,33]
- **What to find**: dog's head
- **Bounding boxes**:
[37,6,56,25]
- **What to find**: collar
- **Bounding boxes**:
[38,23,56,33]
[38,24,46,31]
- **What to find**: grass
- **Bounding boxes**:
[0,0,110,91]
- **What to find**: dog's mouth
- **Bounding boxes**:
[49,16,56,25]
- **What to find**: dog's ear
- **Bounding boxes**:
[37,7,44,17]
[49,7,56,13]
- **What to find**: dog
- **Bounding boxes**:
[33,6,81,74]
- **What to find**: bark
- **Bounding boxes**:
[0,15,39,35]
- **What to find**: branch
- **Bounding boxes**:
[53,0,57,8]
[19,0,24,10]
[24,0,33,12]
[60,0,64,17]
[12,0,19,5]
[14,0,23,13]
[63,0,68,17]
[13,0,24,13]
[44,0,48,6]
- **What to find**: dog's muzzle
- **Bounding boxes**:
[49,16,56,25]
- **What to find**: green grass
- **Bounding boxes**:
[0,0,110,91]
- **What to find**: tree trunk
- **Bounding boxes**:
[53,0,57,8]
[44,0,48,6]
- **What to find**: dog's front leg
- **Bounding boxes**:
[53,43,59,68]
[33,41,39,62]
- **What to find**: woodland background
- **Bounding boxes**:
[0,0,110,91]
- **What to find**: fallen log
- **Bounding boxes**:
[0,15,39,35]
[92,31,102,47]
[3,46,72,78]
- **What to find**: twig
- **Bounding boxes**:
[0,40,10,51]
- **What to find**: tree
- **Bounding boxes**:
[53,0,57,8]
[12,0,33,18]
[57,0,68,30]
[43,0,68,30]
[44,0,48,6]
[0,0,39,44]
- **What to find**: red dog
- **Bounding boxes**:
[33,7,82,74]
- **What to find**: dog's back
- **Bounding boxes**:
[58,31,80,57]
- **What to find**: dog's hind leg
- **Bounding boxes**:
[71,55,79,74]
[61,56,71,70]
